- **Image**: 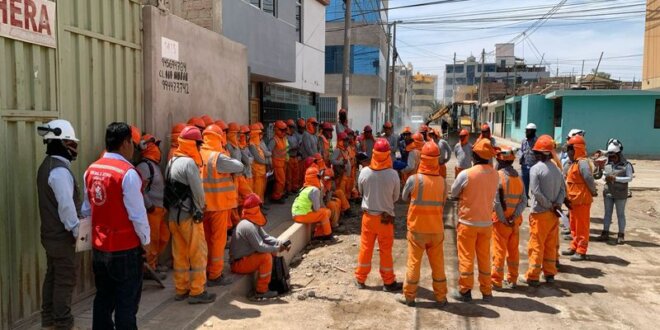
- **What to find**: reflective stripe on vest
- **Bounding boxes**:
[272,136,288,159]
[407,173,446,233]
[202,151,238,211]
[292,186,314,216]
[499,171,524,218]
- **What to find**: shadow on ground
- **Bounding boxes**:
[558,263,606,279]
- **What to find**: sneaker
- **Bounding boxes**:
[519,277,540,287]
[616,233,625,245]
[544,275,555,284]
[188,291,217,304]
[383,281,403,292]
[563,234,573,241]
[596,231,610,242]
[570,253,587,261]
[174,291,189,301]
[207,275,233,287]
[396,296,416,307]
[450,290,472,303]
[561,228,571,235]
[482,294,493,302]
[561,248,576,256]
[436,299,449,308]
[502,280,517,289]
[254,290,279,299]
[354,279,367,289]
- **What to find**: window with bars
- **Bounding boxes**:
[248,0,277,17]
[296,0,302,43]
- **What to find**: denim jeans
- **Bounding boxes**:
[522,165,531,198]
[92,247,143,330]
[603,195,627,233]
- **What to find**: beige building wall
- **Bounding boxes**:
[643,0,660,90]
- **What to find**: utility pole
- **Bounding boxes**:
[452,52,456,104]
[591,51,604,90]
[578,59,585,87]
[341,0,351,110]
[389,21,398,122]
[384,23,391,122]
[513,59,518,96]
[478,48,485,106]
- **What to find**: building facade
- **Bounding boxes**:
[643,0,660,90]
[322,0,388,131]
[391,64,414,128]
[411,72,438,116]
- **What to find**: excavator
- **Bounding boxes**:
[426,101,479,134]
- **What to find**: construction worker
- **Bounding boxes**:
[295,118,307,187]
[355,138,402,292]
[491,146,527,290]
[248,124,268,200]
[168,123,186,161]
[200,115,214,128]
[454,129,473,177]
[398,126,413,163]
[286,119,302,194]
[199,125,244,287]
[346,128,360,200]
[82,123,151,327]
[36,119,81,330]
[332,132,353,202]
[382,122,398,162]
[226,123,254,225]
[257,122,272,175]
[301,117,320,160]
[562,135,597,261]
[598,139,633,244]
[418,124,429,141]
[187,117,206,131]
[137,134,169,277]
[337,108,349,136]
[401,133,424,184]
[269,120,289,203]
[477,124,497,166]
[560,129,585,169]
[521,135,565,287]
[230,193,290,299]
[321,168,344,228]
[398,142,448,307]
[428,129,452,178]
[319,122,334,166]
[450,138,499,302]
[292,167,334,239]
[239,125,255,191]
[359,125,376,158]
[520,123,538,197]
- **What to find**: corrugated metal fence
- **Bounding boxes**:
[0,1,143,328]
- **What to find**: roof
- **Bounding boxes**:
[545,89,660,99]
[505,96,522,104]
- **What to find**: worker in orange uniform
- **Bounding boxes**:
[200,115,214,128]
[137,134,169,277]
[227,123,254,226]
[359,125,376,158]
[286,119,301,194]
[301,117,320,160]
[239,125,255,190]
[268,120,289,203]
[332,132,353,213]
[355,138,402,292]
[319,122,334,166]
[248,124,267,200]
[450,138,499,302]
[398,142,448,307]
[321,168,344,228]
[418,124,429,140]
[168,123,186,161]
[295,118,307,186]
[521,136,565,287]
[477,124,497,166]
[491,146,527,290]
[165,126,216,304]
[454,129,473,177]
[562,135,597,261]
[187,117,206,131]
[230,193,290,299]
[401,133,424,183]
[199,125,244,287]
[345,128,360,200]
[291,167,335,240]
[428,129,452,178]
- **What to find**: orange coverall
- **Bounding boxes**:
[567,157,595,255]
[249,131,267,200]
[491,170,525,286]
[270,133,288,200]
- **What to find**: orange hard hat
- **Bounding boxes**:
[322,122,333,131]
[257,122,264,130]
[459,129,469,137]
[307,117,319,125]
[373,138,390,152]
[171,123,186,135]
[275,120,287,130]
[345,128,355,136]
[305,166,320,180]
[383,122,393,129]
[249,123,261,131]
[130,126,141,145]
[472,138,497,159]
[214,120,227,131]
[533,135,555,153]
[338,132,348,140]
[201,115,214,127]
[402,126,411,134]
[240,125,251,134]
[297,118,306,127]
[286,119,296,127]
[418,124,428,133]
[364,125,373,132]
[496,146,516,161]
[481,123,490,132]
[421,141,440,157]
[204,124,223,136]
[141,133,160,146]
[568,135,586,146]
[228,122,240,132]
[180,126,203,142]
[243,193,263,209]
[187,117,206,129]
[412,133,424,143]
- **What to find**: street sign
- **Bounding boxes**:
[0,0,56,48]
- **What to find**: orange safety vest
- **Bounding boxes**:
[201,150,238,211]
[457,164,499,226]
[491,170,524,222]
[251,144,267,176]
[272,135,288,166]
[566,159,592,206]
[407,173,446,234]
[320,135,332,163]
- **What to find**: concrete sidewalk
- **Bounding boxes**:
[28,196,311,330]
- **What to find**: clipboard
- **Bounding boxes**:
[75,217,92,252]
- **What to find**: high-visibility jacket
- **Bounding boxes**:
[566,159,593,205]
[201,149,237,211]
[492,170,524,222]
[407,173,446,234]
[272,135,289,166]
[457,165,499,226]
[85,158,141,252]
[291,186,315,216]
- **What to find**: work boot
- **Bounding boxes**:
[450,290,472,303]
[254,290,279,299]
[396,295,416,307]
[570,253,587,261]
[544,275,555,284]
[596,230,610,242]
[354,279,367,290]
[502,280,517,289]
[436,299,449,308]
[519,277,540,287]
[563,234,573,241]
[482,294,493,302]
[492,282,503,291]
[188,291,217,304]
[174,291,189,301]
[616,233,625,245]
[383,281,403,292]
[343,209,354,217]
[207,275,233,287]
[561,248,576,256]
[561,228,571,235]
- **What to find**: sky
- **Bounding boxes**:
[386,0,646,99]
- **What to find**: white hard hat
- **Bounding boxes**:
[37,119,79,142]
[607,143,621,154]
[567,129,585,138]
[525,123,537,130]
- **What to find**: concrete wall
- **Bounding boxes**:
[643,0,660,90]
[340,96,373,131]
[164,0,222,32]
[561,95,660,157]
[143,6,248,153]
[222,0,296,82]
[509,94,554,142]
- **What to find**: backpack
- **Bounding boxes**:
[268,256,291,294]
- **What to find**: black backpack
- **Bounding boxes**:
[268,256,291,294]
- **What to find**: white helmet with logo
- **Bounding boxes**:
[525,123,537,130]
[607,138,623,154]
[567,128,585,139]
[37,119,79,142]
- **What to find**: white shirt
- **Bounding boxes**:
[81,152,150,245]
[48,155,80,238]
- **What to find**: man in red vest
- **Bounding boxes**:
[82,122,150,330]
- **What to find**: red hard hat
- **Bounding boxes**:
[339,108,347,114]
[304,156,315,168]
[201,115,214,127]
[568,135,586,146]
[322,122,333,130]
[364,125,373,132]
[459,129,469,137]
[421,141,440,157]
[275,120,287,130]
[204,124,223,136]
[249,123,261,131]
[307,117,319,125]
[418,124,428,133]
[180,126,203,142]
[481,123,490,132]
[345,128,354,135]
[412,133,424,143]
[187,117,206,129]
[171,123,186,135]
[297,118,306,127]
[383,122,393,128]
[338,132,348,140]
[243,193,263,209]
[130,126,141,145]
[257,122,264,130]
[240,125,251,134]
[228,122,240,132]
[214,120,227,131]
[373,138,390,152]
[286,119,296,127]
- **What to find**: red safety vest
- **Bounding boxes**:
[85,157,141,252]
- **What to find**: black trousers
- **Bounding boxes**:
[92,247,143,330]
[42,242,76,329]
